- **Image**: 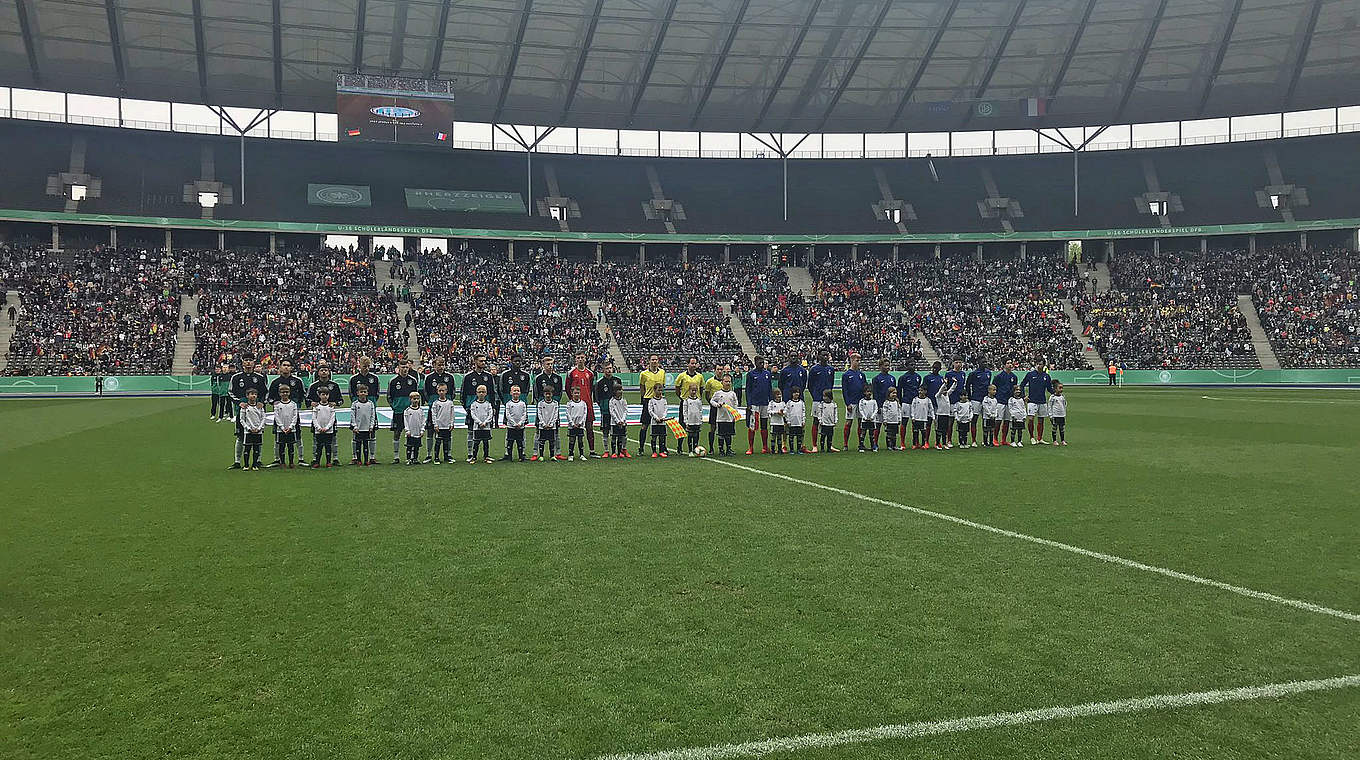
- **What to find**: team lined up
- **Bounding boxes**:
[220,349,1069,470]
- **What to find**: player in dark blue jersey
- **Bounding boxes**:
[840,353,867,451]
[806,350,836,452]
[1020,364,1055,444]
[895,362,922,446]
[945,360,968,405]
[746,356,775,454]
[964,362,992,447]
[921,361,944,448]
[992,360,1019,446]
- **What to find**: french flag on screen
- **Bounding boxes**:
[435,131,449,141]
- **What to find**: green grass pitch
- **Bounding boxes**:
[2,388,1357,759]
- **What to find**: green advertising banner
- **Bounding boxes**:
[403,189,526,214]
[307,184,372,207]
[1,207,1356,245]
[3,370,1359,398]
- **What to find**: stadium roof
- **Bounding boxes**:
[3,0,1358,133]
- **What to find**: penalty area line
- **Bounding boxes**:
[703,458,1360,625]
[595,674,1360,760]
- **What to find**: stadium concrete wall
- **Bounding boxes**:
[2,370,1359,397]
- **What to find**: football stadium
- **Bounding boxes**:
[1,1,1358,758]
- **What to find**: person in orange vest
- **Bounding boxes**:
[1107,361,1118,387]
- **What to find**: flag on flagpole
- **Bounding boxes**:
[665,418,687,439]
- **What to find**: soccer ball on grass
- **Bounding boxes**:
[692,446,707,457]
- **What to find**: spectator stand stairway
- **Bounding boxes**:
[1062,298,1103,370]
[375,261,421,363]
[722,301,758,361]
[782,266,814,297]
[1237,294,1282,369]
[172,294,198,375]
[891,302,941,367]
[1092,263,1112,293]
[587,300,628,370]
[0,291,20,373]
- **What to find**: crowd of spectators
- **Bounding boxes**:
[180,246,376,290]
[191,289,405,373]
[1251,247,1359,367]
[1072,250,1258,368]
[3,244,180,375]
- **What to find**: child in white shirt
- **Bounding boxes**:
[1006,388,1028,447]
[350,386,377,465]
[1048,383,1068,445]
[709,380,739,455]
[784,390,806,454]
[856,387,879,452]
[952,396,972,449]
[401,392,424,465]
[502,386,528,461]
[880,388,903,451]
[567,387,589,460]
[468,385,496,462]
[608,388,630,458]
[934,382,954,450]
[767,388,788,454]
[313,388,339,467]
[536,395,562,461]
[816,389,838,452]
[273,385,300,468]
[981,385,1003,447]
[909,388,932,449]
[430,385,457,464]
[646,395,670,457]
[240,389,266,470]
[681,388,705,456]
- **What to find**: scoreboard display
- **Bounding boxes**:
[337,74,455,146]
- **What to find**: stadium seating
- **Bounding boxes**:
[1251,248,1360,368]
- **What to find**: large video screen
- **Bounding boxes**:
[337,93,455,146]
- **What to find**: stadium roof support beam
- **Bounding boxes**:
[560,0,607,122]
[14,0,40,85]
[388,0,408,72]
[352,0,367,72]
[494,0,535,123]
[1048,0,1096,101]
[745,133,811,221]
[209,106,276,207]
[1195,0,1243,115]
[494,125,557,218]
[1282,0,1323,109]
[272,0,283,108]
[817,0,894,131]
[960,0,1029,129]
[191,0,209,101]
[1114,0,1169,122]
[889,0,961,128]
[428,0,453,78]
[753,0,823,129]
[103,0,127,93]
[626,0,679,127]
[689,0,753,128]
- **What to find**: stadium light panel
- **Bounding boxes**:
[887,208,902,224]
[198,192,219,208]
[1148,199,1168,216]
[68,184,87,201]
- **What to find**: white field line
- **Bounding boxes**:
[1198,394,1360,405]
[704,458,1360,624]
[596,674,1360,760]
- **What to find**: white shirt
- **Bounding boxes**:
[469,399,495,429]
[241,404,266,433]
[681,397,705,426]
[710,390,738,422]
[313,403,337,433]
[402,406,423,437]
[910,397,932,421]
[767,400,786,425]
[608,397,628,424]
[431,398,456,429]
[880,399,902,424]
[784,399,806,427]
[953,400,972,423]
[1048,395,1068,417]
[503,399,528,428]
[537,399,560,429]
[857,398,879,422]
[982,396,1003,421]
[350,399,376,432]
[935,389,952,417]
[1007,397,1028,420]
[567,399,588,428]
[815,402,837,427]
[647,397,668,423]
[273,400,298,432]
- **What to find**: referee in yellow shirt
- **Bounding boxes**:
[638,354,667,456]
[702,364,728,452]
